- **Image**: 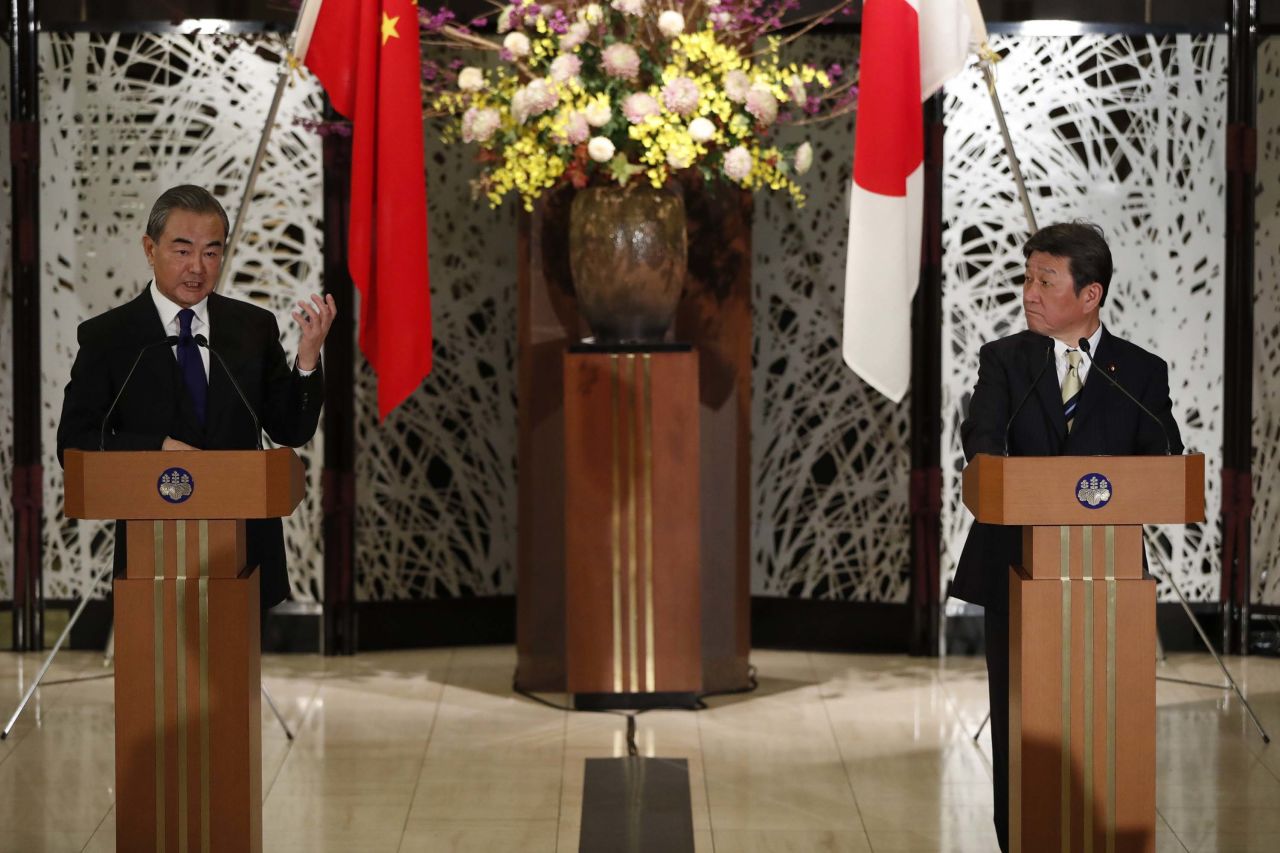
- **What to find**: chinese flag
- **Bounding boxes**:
[298,0,433,418]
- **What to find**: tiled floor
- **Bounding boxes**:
[0,646,1277,851]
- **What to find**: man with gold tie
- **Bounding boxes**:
[953,222,1184,852]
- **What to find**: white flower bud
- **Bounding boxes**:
[587,136,616,163]
[458,67,484,92]
[658,10,685,38]
[688,117,716,142]
[503,32,531,59]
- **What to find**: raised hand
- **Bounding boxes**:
[293,293,337,372]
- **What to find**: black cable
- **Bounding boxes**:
[511,664,761,757]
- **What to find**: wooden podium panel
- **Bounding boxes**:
[1011,569,1155,853]
[564,350,702,695]
[115,565,261,853]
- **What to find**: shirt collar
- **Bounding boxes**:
[149,281,209,332]
[1053,323,1103,362]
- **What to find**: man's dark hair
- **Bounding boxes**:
[1022,221,1112,307]
[146,185,230,242]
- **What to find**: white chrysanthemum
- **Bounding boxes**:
[794,141,813,175]
[584,100,613,127]
[611,0,645,15]
[497,8,514,32]
[657,10,685,37]
[688,117,716,142]
[723,146,752,181]
[458,67,484,92]
[462,107,501,143]
[503,32,531,59]
[580,3,603,24]
[788,75,807,106]
[745,83,778,127]
[724,69,752,103]
[588,136,616,162]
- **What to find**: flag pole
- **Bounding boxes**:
[216,0,323,291]
[976,46,1038,234]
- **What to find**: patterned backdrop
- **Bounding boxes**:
[11,29,1252,612]
[38,32,327,602]
[1253,36,1280,608]
[1,41,12,602]
[351,134,520,601]
[942,33,1227,605]
[751,34,915,602]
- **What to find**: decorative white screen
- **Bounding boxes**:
[942,33,1226,605]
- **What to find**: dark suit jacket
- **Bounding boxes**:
[56,285,324,608]
[953,327,1184,610]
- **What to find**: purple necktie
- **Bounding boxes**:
[177,308,208,425]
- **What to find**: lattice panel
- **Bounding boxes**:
[352,46,519,600]
[0,40,12,602]
[39,32,326,602]
[942,34,1226,606]
[753,34,913,602]
[1253,36,1280,607]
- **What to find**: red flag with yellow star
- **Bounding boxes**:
[297,0,433,419]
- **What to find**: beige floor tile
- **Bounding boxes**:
[398,819,558,853]
[705,758,862,832]
[863,828,997,852]
[262,797,407,852]
[713,828,873,852]
[408,757,564,822]
[0,831,92,853]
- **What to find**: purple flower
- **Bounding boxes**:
[661,77,700,116]
[602,43,641,80]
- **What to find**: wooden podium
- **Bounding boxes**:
[64,448,305,853]
[963,453,1204,853]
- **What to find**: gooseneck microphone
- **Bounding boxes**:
[100,335,181,450]
[194,334,264,450]
[1077,337,1173,455]
[1003,340,1055,456]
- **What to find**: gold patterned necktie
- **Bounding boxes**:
[1062,350,1083,432]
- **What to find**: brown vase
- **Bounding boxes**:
[568,184,687,343]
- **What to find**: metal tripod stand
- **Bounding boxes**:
[3,563,295,741]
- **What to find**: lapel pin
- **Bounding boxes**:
[1108,364,1116,373]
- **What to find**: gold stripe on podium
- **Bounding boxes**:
[1105,526,1117,853]
[1060,526,1071,853]
[626,355,640,694]
[642,355,656,693]
[153,521,166,853]
[199,521,211,853]
[610,356,624,693]
[1083,527,1094,853]
[176,524,188,853]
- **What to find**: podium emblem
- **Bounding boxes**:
[157,468,195,503]
[1076,473,1112,509]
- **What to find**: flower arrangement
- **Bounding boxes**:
[421,0,857,210]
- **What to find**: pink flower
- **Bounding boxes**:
[723,146,752,181]
[558,111,591,145]
[602,43,641,80]
[560,21,590,50]
[745,84,778,127]
[462,107,502,143]
[661,77,700,116]
[623,92,660,124]
[550,53,582,83]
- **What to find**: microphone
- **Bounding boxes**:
[1003,340,1054,456]
[100,335,181,450]
[1077,337,1173,455]
[194,334,263,450]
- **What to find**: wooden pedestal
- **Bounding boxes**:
[564,350,701,696]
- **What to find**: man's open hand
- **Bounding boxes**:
[294,293,338,372]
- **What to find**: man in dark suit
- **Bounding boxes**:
[954,222,1183,852]
[57,184,337,609]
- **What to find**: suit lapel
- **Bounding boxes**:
[1030,335,1067,445]
[204,294,238,440]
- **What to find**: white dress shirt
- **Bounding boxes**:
[1053,323,1103,389]
[150,282,210,378]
